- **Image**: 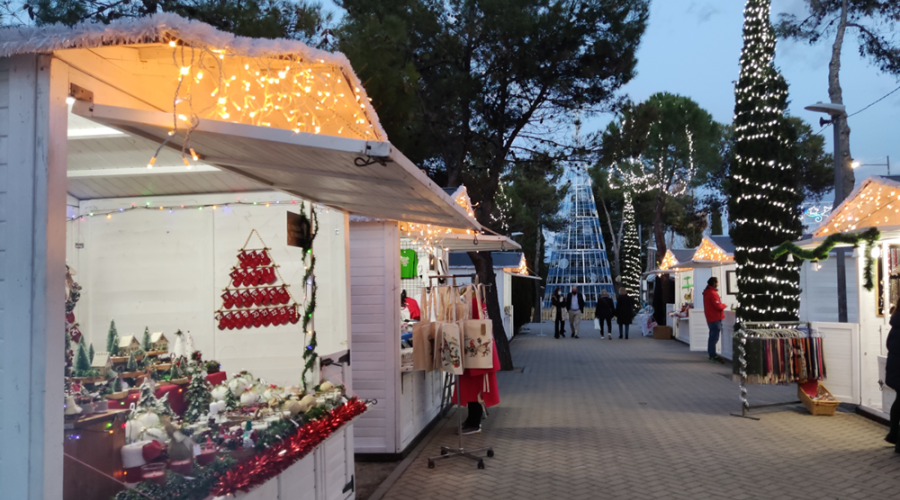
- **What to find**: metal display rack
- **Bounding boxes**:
[425,274,494,469]
[731,321,812,420]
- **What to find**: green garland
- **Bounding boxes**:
[301,204,319,392]
[770,227,880,291]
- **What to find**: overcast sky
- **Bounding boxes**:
[582,0,900,205]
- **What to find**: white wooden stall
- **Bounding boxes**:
[0,15,486,499]
[349,219,518,458]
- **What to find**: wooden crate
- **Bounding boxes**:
[797,382,840,416]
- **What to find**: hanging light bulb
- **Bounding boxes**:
[871,246,880,259]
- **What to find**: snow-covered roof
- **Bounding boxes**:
[150,332,167,343]
[119,335,138,347]
[92,352,110,366]
[813,176,900,238]
[0,13,386,140]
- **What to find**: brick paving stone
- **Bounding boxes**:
[380,320,900,500]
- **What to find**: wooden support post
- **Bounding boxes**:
[0,54,68,500]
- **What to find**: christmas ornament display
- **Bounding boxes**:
[210,398,368,496]
[216,230,300,330]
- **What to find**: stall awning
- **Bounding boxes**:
[438,233,521,252]
[71,101,478,230]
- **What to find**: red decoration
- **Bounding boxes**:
[210,399,368,496]
[215,231,299,330]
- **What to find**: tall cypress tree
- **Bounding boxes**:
[620,193,642,300]
[727,0,802,322]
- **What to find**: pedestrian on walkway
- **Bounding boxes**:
[566,286,585,339]
[702,277,727,363]
[884,299,900,453]
[596,289,615,340]
[551,288,567,339]
[615,288,635,339]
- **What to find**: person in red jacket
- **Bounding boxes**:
[702,277,728,363]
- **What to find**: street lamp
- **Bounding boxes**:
[805,101,849,323]
[804,101,847,203]
[852,157,891,175]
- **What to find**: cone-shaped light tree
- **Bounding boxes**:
[620,193,642,299]
[726,0,803,322]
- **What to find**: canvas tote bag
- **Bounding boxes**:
[437,287,463,375]
[463,285,493,369]
[412,288,434,371]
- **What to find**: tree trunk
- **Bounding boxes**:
[653,189,668,266]
[468,251,514,371]
[532,218,543,323]
[830,0,854,202]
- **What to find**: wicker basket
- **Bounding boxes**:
[798,382,840,416]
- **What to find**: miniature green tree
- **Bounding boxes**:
[106,320,119,355]
[184,370,213,423]
[74,337,91,377]
[88,343,95,364]
[137,379,157,410]
[224,387,239,411]
[126,352,137,372]
[142,327,151,351]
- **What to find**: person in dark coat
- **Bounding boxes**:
[885,301,900,453]
[615,287,636,339]
[596,289,615,340]
[550,289,567,339]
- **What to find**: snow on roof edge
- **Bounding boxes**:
[0,13,387,140]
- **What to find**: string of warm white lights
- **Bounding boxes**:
[620,193,641,298]
[65,199,307,223]
[144,37,383,170]
[728,0,803,322]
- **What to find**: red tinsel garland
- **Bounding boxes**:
[210,398,368,496]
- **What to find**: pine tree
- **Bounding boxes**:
[112,375,122,393]
[224,388,238,411]
[106,320,118,355]
[726,0,802,322]
[74,337,91,377]
[142,327,151,351]
[88,343,95,364]
[620,193,642,300]
[184,370,212,423]
[126,352,137,371]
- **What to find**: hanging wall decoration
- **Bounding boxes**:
[216,230,300,330]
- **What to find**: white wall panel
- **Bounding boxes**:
[70,192,348,387]
[812,322,860,403]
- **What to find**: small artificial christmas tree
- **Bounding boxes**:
[74,337,91,377]
[726,0,802,322]
[137,378,157,410]
[142,327,151,351]
[88,343,95,364]
[620,192,642,300]
[224,387,238,411]
[155,392,175,417]
[126,352,137,372]
[106,320,118,355]
[184,369,213,423]
[112,375,122,393]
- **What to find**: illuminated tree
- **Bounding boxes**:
[726,0,803,321]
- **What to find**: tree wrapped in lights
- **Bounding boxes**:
[726,0,803,322]
[620,193,641,299]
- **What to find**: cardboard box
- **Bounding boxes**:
[652,325,672,340]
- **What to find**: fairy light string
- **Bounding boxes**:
[727,0,804,321]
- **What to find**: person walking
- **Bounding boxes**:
[596,289,615,340]
[702,277,727,363]
[615,288,635,339]
[550,288,567,339]
[884,299,900,453]
[566,286,585,339]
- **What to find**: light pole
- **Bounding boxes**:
[852,156,891,176]
[805,101,849,322]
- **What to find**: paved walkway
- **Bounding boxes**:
[381,321,900,500]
